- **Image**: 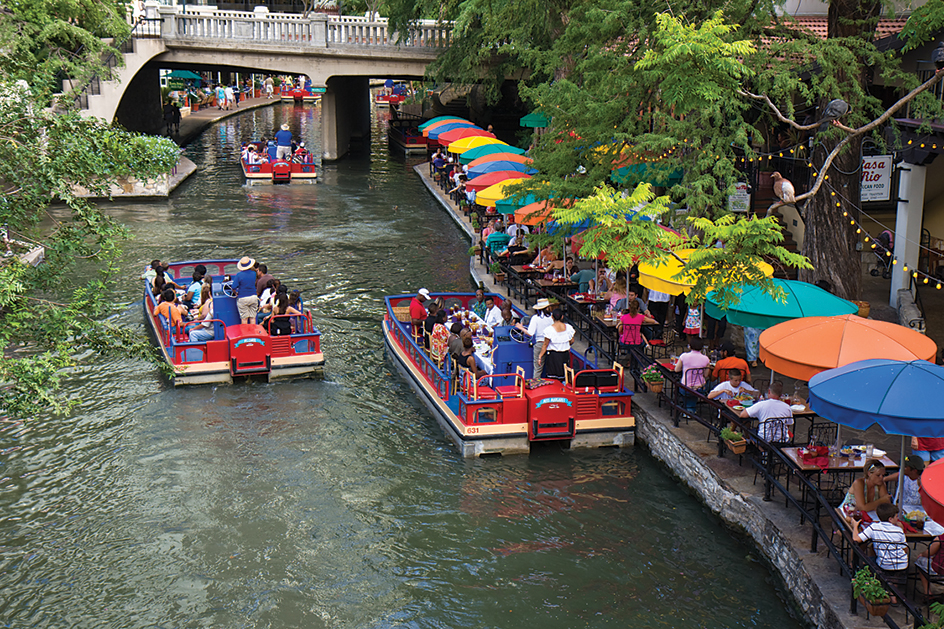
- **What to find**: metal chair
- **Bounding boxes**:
[911,539,944,618]
[807,423,838,448]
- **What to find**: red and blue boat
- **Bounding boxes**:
[388,118,428,154]
[144,259,325,386]
[241,141,317,184]
[382,292,635,457]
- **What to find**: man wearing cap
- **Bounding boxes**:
[410,289,430,339]
[526,299,553,378]
[234,256,259,324]
[712,341,752,383]
[275,123,293,160]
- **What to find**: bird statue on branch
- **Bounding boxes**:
[818,98,850,132]
[771,171,795,204]
[933,42,944,70]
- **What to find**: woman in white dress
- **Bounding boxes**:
[538,309,575,380]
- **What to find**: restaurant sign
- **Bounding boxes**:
[728,182,751,213]
[861,155,893,202]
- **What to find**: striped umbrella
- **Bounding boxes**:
[459,143,526,163]
[447,136,506,154]
[419,116,468,131]
[466,171,531,193]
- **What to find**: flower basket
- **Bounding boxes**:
[648,381,663,394]
[640,365,665,394]
[725,439,748,455]
[858,595,890,617]
[853,300,870,318]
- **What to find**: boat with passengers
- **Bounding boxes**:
[382,292,635,457]
[144,259,325,386]
[241,141,317,184]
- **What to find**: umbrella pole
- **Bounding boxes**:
[896,435,905,512]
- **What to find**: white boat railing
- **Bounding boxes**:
[158,8,451,49]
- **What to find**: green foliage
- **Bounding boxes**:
[635,12,756,112]
[918,601,944,629]
[851,567,890,604]
[720,427,744,442]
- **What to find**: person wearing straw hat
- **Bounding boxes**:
[234,256,259,325]
[526,299,553,378]
[275,123,293,160]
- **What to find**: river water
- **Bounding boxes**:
[0,103,806,628]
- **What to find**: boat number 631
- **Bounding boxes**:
[467,427,479,434]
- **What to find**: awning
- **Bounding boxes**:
[168,70,203,80]
[520,112,549,128]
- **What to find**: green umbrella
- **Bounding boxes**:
[418,116,468,131]
[705,278,859,330]
[496,193,539,215]
[459,143,526,164]
[168,69,203,80]
[520,112,549,128]
[612,163,683,187]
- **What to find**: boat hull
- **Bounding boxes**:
[382,293,634,457]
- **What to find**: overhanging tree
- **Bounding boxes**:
[0,0,180,417]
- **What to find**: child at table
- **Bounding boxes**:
[852,502,908,598]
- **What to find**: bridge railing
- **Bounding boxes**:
[160,9,451,49]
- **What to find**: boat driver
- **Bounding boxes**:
[234,256,259,325]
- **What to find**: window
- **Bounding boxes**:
[601,401,625,417]
[475,408,498,423]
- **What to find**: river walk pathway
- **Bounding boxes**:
[414,163,907,629]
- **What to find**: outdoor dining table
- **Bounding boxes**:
[511,264,544,277]
[536,278,577,292]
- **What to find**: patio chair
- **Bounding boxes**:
[912,539,944,618]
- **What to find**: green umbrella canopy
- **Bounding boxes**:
[418,116,468,131]
[706,279,859,330]
[612,163,683,187]
[520,112,549,128]
[168,70,203,80]
[459,143,526,164]
[496,193,539,215]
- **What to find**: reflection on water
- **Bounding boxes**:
[0,101,806,628]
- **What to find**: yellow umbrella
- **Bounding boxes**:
[638,248,774,296]
[476,179,528,207]
[448,136,507,154]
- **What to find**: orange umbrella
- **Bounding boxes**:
[759,314,938,381]
[467,153,533,169]
[514,200,558,225]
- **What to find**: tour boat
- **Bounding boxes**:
[388,119,428,154]
[382,292,635,457]
[144,259,325,386]
[376,92,406,107]
[241,141,317,184]
[280,86,321,103]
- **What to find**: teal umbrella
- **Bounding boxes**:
[496,193,539,215]
[459,143,526,163]
[520,112,549,128]
[612,163,683,187]
[418,116,469,131]
[705,279,858,330]
[168,69,203,80]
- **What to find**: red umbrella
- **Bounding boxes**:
[466,171,531,193]
[921,459,944,524]
[437,127,494,145]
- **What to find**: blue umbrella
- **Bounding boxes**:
[426,122,479,140]
[467,161,538,177]
[384,78,394,88]
[810,359,944,505]
[809,359,944,437]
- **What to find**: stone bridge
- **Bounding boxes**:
[78,5,451,158]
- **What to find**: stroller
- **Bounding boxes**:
[870,229,893,279]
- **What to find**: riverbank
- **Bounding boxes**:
[173,94,280,148]
[414,162,888,629]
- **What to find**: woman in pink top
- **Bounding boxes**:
[617,300,656,350]
[607,277,627,310]
[674,336,710,413]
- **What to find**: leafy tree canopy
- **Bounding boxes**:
[0,2,180,418]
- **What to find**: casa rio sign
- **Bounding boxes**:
[861,155,893,202]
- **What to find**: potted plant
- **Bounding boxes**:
[468,245,480,257]
[852,568,891,617]
[720,426,747,454]
[640,364,665,394]
[489,262,505,283]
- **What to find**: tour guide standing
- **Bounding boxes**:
[276,123,293,160]
[234,256,258,324]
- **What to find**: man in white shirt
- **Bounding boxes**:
[526,299,552,378]
[483,296,504,328]
[707,369,758,402]
[738,381,793,442]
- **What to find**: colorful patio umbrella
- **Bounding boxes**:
[447,136,506,154]
[436,127,494,145]
[466,171,531,193]
[637,249,774,296]
[921,459,944,524]
[459,143,527,163]
[809,359,944,508]
[497,193,540,215]
[520,112,550,128]
[467,153,533,169]
[419,116,468,131]
[759,314,938,382]
[477,179,528,207]
[514,200,558,225]
[426,122,478,140]
[468,161,538,178]
[705,279,859,330]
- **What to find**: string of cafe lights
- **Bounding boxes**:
[823,180,943,290]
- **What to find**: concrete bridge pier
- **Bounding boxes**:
[321,76,370,161]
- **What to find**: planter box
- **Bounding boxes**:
[858,595,889,618]
[646,381,664,394]
[725,439,748,455]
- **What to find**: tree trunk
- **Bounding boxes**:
[798,0,881,301]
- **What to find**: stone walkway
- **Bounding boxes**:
[415,162,914,629]
[171,94,282,148]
